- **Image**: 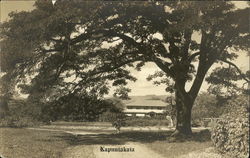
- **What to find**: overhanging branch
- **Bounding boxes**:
[218,59,250,83]
[70,56,143,93]
[71,29,146,52]
[71,29,175,81]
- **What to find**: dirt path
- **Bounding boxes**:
[27,127,212,158]
[27,127,165,158]
[178,147,222,158]
[62,145,95,158]
[63,142,164,158]
[93,142,164,158]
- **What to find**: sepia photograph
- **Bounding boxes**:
[0,0,249,158]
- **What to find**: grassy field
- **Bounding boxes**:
[0,127,220,158]
[145,131,215,158]
[0,128,74,158]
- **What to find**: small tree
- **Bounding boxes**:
[99,98,126,133]
[111,113,126,134]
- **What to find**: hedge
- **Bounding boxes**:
[124,117,169,127]
[211,95,249,158]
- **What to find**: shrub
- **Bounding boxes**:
[43,94,107,121]
[124,117,169,127]
[99,111,123,122]
[0,98,42,128]
[0,116,41,127]
[211,95,249,158]
[191,119,202,127]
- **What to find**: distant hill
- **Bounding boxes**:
[121,95,169,107]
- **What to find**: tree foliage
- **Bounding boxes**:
[42,93,125,122]
[211,95,249,158]
[192,93,221,120]
[0,1,249,135]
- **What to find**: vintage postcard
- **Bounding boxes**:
[0,0,249,158]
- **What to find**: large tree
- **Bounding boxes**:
[1,1,249,136]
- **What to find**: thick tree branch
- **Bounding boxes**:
[72,29,175,78]
[188,52,200,63]
[71,29,146,51]
[189,58,212,99]
[151,57,173,78]
[187,30,218,99]
[182,29,192,59]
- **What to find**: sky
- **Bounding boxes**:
[1,0,249,96]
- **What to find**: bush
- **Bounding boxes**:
[100,114,170,127]
[192,93,224,126]
[99,111,124,122]
[191,119,202,127]
[124,117,169,127]
[0,98,42,128]
[211,95,249,158]
[43,94,108,121]
[0,116,41,128]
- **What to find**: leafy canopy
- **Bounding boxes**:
[0,1,249,103]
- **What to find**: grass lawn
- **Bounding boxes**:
[0,128,91,158]
[144,130,219,158]
[108,129,216,157]
[0,127,220,158]
[146,140,213,158]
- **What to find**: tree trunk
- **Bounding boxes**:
[173,90,194,137]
